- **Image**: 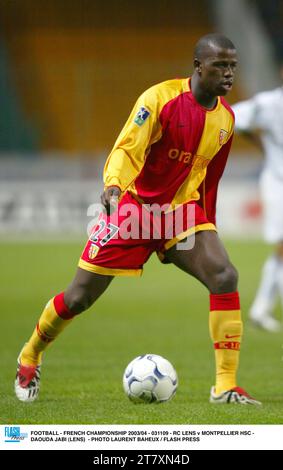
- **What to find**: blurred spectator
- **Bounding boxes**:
[233,65,283,332]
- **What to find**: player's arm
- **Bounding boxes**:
[232,97,263,151]
[199,135,234,225]
[101,88,162,212]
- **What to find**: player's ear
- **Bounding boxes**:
[194,58,202,74]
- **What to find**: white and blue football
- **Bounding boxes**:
[123,354,178,403]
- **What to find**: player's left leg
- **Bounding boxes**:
[165,230,261,405]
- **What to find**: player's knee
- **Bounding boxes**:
[64,288,94,315]
[210,263,238,294]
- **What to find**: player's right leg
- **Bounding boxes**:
[15,268,113,402]
[15,191,153,402]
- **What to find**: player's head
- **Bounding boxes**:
[193,33,237,96]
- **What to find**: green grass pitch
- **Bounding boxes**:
[0,239,283,424]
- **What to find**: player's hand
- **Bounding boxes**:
[101,186,122,215]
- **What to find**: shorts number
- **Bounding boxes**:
[90,221,119,246]
[90,220,106,242]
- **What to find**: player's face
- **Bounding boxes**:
[198,47,238,96]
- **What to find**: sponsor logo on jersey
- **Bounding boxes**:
[219,129,229,145]
[134,107,150,126]
[88,243,99,260]
[168,148,193,164]
[168,148,210,169]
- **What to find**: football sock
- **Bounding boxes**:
[250,255,279,319]
[20,293,75,367]
[209,291,242,394]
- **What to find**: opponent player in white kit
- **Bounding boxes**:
[233,82,283,332]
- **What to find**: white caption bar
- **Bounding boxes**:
[1,425,283,450]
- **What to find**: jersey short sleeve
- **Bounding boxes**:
[103,87,163,193]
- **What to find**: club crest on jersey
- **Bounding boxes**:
[88,243,99,260]
[219,129,229,145]
[134,107,150,126]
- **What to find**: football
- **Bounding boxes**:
[123,354,178,403]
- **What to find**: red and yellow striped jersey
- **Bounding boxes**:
[104,77,234,222]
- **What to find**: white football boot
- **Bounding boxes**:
[210,386,262,405]
[15,351,41,402]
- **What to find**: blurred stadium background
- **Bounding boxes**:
[0,0,282,239]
